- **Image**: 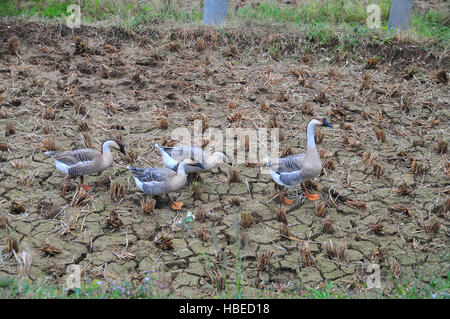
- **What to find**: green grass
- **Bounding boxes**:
[0,271,173,299]
[0,0,448,49]
[2,272,447,298]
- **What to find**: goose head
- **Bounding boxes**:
[102,139,126,155]
[175,158,204,173]
[209,151,233,166]
[310,117,333,128]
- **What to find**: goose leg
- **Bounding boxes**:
[61,175,69,197]
[167,193,184,211]
[302,183,320,201]
[80,175,92,192]
[281,187,294,205]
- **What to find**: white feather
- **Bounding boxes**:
[54,160,70,174]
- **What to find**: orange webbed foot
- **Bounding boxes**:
[305,192,320,201]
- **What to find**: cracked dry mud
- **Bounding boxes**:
[0,20,448,297]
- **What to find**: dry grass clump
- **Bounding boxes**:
[322,217,334,234]
[315,201,327,217]
[240,210,254,228]
[7,237,19,254]
[10,201,26,214]
[393,183,412,196]
[340,122,352,130]
[10,158,27,170]
[70,188,92,207]
[437,140,448,155]
[300,241,314,267]
[0,213,11,229]
[0,141,11,152]
[322,240,347,261]
[110,182,126,202]
[342,134,361,149]
[159,117,168,130]
[195,226,208,242]
[8,37,19,54]
[40,243,61,257]
[280,146,294,158]
[227,168,241,184]
[391,259,401,279]
[78,121,90,132]
[105,211,123,229]
[389,204,414,217]
[410,160,427,176]
[40,138,57,152]
[82,132,93,149]
[276,206,288,224]
[227,111,243,123]
[424,218,440,234]
[436,70,448,84]
[314,130,323,144]
[141,198,156,214]
[257,251,274,272]
[370,218,384,235]
[155,232,174,250]
[346,200,367,210]
[371,162,384,178]
[5,121,15,136]
[279,223,291,240]
[228,198,241,207]
[375,128,386,143]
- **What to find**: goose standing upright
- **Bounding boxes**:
[267,117,333,201]
[45,139,126,196]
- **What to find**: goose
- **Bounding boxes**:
[155,144,231,174]
[267,117,333,201]
[45,139,126,196]
[127,158,203,202]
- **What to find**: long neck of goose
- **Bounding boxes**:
[101,142,114,166]
[306,121,317,150]
[209,153,223,167]
[177,161,188,175]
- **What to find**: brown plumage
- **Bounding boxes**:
[46,139,126,196]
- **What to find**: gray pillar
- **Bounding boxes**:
[388,0,415,30]
[203,0,228,25]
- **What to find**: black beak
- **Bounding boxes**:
[323,118,333,128]
[119,145,126,155]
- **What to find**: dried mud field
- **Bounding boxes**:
[0,20,448,298]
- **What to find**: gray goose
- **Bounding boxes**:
[155,144,231,174]
[46,139,126,196]
[267,117,333,201]
[127,158,202,203]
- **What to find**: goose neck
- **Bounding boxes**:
[306,121,317,150]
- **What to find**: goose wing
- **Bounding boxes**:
[163,145,206,163]
[46,149,100,166]
[127,166,176,183]
[269,153,305,173]
[278,168,308,187]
